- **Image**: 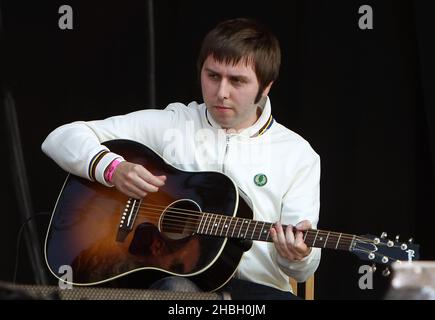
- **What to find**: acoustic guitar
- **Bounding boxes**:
[45,139,420,291]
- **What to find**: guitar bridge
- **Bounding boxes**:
[116,198,141,242]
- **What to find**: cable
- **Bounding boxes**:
[13,212,51,284]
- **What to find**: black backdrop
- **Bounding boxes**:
[1,0,434,300]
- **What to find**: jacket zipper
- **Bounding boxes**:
[222,135,230,173]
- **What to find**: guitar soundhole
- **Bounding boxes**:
[160,199,202,240]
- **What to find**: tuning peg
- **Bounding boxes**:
[371,264,377,273]
[395,235,400,242]
[381,232,388,239]
[382,268,391,277]
[408,238,414,244]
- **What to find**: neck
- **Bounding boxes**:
[195,213,356,252]
[223,102,264,132]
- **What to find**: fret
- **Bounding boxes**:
[205,213,213,235]
[197,213,205,233]
[316,231,326,247]
[201,213,207,234]
[303,230,312,246]
[335,233,342,250]
[251,221,258,239]
[207,214,214,235]
[349,235,356,251]
[243,220,251,239]
[212,214,219,235]
[200,213,208,234]
[216,215,223,236]
[265,223,271,241]
[223,216,230,237]
[237,219,244,238]
[258,222,265,240]
[231,218,239,237]
[312,230,319,246]
[324,231,330,248]
[300,230,332,248]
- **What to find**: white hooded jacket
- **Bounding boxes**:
[42,97,321,292]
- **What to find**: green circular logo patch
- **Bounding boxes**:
[254,173,267,187]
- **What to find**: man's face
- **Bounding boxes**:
[201,55,271,131]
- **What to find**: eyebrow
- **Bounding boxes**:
[204,67,250,82]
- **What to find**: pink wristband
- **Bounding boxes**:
[105,159,122,183]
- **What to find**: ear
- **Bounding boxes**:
[262,81,274,97]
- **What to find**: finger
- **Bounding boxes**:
[132,169,164,192]
[134,178,160,193]
[293,230,313,258]
[295,220,312,231]
[275,222,288,245]
[277,223,294,257]
[157,175,167,183]
[152,174,167,186]
[293,230,308,250]
[285,224,296,246]
[270,227,277,242]
[140,168,167,187]
[287,224,309,260]
[270,226,287,258]
[270,224,284,247]
[124,182,148,199]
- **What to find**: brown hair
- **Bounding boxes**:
[197,18,281,103]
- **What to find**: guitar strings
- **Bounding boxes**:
[137,205,370,245]
[137,202,365,240]
[131,215,401,263]
[123,201,407,257]
[137,202,371,240]
[120,196,407,262]
[142,214,358,248]
[132,202,377,245]
[123,200,404,262]
[130,206,380,251]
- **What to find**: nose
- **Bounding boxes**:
[217,79,230,101]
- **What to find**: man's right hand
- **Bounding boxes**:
[111,161,166,199]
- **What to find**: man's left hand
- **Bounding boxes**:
[270,220,312,261]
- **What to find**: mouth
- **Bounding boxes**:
[214,105,232,112]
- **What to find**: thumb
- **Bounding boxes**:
[295,220,312,231]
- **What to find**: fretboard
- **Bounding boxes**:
[196,213,356,251]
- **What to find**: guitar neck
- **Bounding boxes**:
[196,213,356,252]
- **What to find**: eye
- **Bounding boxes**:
[208,73,219,81]
[231,78,244,86]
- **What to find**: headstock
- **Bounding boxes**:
[351,232,420,275]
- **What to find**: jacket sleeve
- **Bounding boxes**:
[275,147,321,282]
[41,105,180,186]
